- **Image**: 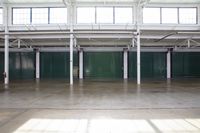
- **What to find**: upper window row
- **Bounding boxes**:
[143,7,197,24]
[77,7,133,24]
[12,7,67,25]
[0,7,198,25]
[0,8,2,24]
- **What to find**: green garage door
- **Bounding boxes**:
[84,52,123,79]
[129,52,166,79]
[40,52,78,79]
[9,52,35,80]
[172,52,200,78]
[0,53,4,81]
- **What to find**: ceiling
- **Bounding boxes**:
[4,0,200,4]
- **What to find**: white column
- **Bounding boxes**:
[137,27,141,85]
[4,5,9,85]
[36,50,40,79]
[69,4,74,85]
[70,34,73,85]
[79,49,83,79]
[167,50,171,79]
[123,49,128,79]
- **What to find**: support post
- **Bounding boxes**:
[123,49,128,79]
[69,3,74,85]
[167,50,171,79]
[137,27,141,85]
[79,49,83,79]
[36,49,40,79]
[70,33,73,85]
[4,5,9,85]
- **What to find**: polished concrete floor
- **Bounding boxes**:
[0,79,200,133]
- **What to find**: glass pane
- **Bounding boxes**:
[162,8,178,24]
[0,9,2,24]
[13,8,31,25]
[115,7,132,24]
[50,8,67,24]
[77,7,95,24]
[96,7,113,24]
[32,8,48,24]
[179,8,197,24]
[143,8,160,24]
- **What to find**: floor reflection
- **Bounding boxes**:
[14,118,200,133]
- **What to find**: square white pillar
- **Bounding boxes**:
[36,50,40,79]
[123,49,128,79]
[137,28,141,85]
[79,49,83,79]
[167,50,171,79]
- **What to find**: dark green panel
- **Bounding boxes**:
[84,52,123,79]
[40,52,78,79]
[129,52,166,79]
[20,52,35,79]
[141,53,154,78]
[0,53,4,81]
[9,52,35,80]
[153,53,167,78]
[172,52,200,78]
[128,52,137,78]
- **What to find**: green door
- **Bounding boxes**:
[9,52,35,80]
[172,52,200,78]
[129,52,166,79]
[84,52,123,79]
[40,52,78,79]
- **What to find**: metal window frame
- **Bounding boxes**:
[114,6,133,24]
[96,6,114,24]
[12,7,31,25]
[178,7,198,25]
[76,6,96,24]
[31,7,49,25]
[142,7,161,24]
[49,7,68,24]
[0,8,3,25]
[161,7,178,24]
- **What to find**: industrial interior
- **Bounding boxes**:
[0,0,200,132]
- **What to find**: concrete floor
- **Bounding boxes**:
[0,79,200,133]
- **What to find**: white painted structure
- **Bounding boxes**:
[0,0,200,85]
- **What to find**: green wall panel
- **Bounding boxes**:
[9,52,35,80]
[172,52,200,77]
[129,52,166,79]
[0,53,4,81]
[40,52,78,79]
[84,52,123,79]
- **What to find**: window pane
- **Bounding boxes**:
[0,8,3,24]
[115,7,132,24]
[13,8,31,24]
[143,8,160,24]
[50,8,67,24]
[179,8,197,24]
[162,8,178,24]
[96,7,113,24]
[32,8,48,24]
[77,7,95,24]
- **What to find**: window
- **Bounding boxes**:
[179,8,197,24]
[96,7,113,24]
[13,8,31,24]
[50,8,67,24]
[32,8,48,24]
[77,7,95,24]
[162,8,178,24]
[115,7,132,24]
[143,8,160,24]
[0,8,3,24]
